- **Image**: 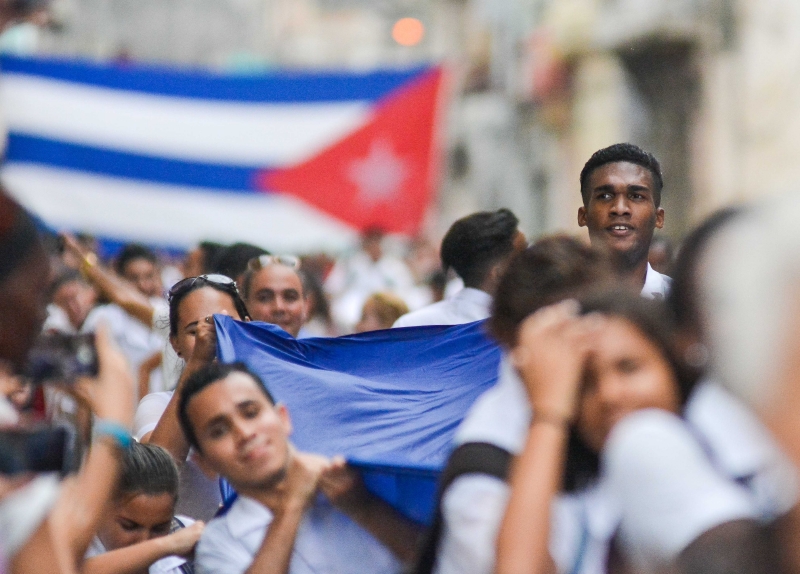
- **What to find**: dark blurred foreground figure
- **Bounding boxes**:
[394,209,525,327]
[0,190,137,574]
[578,143,670,298]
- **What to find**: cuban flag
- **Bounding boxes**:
[214,315,502,524]
[0,55,446,252]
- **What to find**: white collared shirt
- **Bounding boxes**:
[392,287,492,328]
[641,263,671,300]
[196,494,401,574]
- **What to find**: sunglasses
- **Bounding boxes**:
[168,274,239,301]
[247,255,301,272]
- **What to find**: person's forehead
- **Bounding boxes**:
[189,372,267,420]
[588,161,654,189]
[119,492,174,522]
[591,316,658,360]
[178,287,238,324]
[252,266,303,292]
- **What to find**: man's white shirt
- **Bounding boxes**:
[196,494,401,574]
[392,287,492,328]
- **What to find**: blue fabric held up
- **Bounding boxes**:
[214,315,501,525]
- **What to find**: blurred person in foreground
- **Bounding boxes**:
[578,143,670,298]
[699,194,800,572]
[415,236,612,574]
[393,209,525,328]
[355,292,408,333]
[241,255,307,338]
[177,362,421,574]
[0,191,136,574]
[325,227,415,332]
[495,292,776,574]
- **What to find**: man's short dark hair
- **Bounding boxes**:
[579,143,664,207]
[212,243,269,281]
[440,208,520,288]
[177,362,276,452]
[114,243,158,276]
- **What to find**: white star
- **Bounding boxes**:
[347,139,409,203]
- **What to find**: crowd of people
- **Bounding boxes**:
[2,141,800,574]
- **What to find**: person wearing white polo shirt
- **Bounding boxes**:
[393,209,525,328]
[178,362,421,574]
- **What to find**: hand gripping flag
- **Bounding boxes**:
[0,56,446,253]
[214,315,501,524]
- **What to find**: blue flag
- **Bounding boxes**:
[214,315,501,524]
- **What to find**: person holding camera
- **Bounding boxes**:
[0,191,137,574]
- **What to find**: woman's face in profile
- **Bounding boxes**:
[576,316,681,453]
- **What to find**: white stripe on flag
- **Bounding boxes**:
[1,74,372,166]
[3,164,357,253]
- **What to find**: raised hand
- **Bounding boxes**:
[164,520,205,557]
[511,300,604,424]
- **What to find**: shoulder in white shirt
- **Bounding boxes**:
[393,288,492,328]
[196,494,401,574]
[604,409,759,569]
[641,263,671,300]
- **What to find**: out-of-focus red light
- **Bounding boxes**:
[392,18,424,47]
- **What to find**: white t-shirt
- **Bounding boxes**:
[86,516,195,574]
[392,288,492,328]
[135,391,222,522]
[196,494,401,574]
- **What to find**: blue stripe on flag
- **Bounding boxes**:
[5,133,265,192]
[0,55,433,103]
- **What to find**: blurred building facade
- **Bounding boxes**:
[7,0,800,241]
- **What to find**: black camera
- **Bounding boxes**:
[24,333,98,385]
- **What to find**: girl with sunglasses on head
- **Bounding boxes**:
[134,274,250,521]
[495,291,776,574]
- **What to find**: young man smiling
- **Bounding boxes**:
[177,362,420,574]
[577,143,671,298]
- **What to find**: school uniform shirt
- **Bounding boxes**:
[195,494,401,574]
[641,263,671,300]
[85,516,195,574]
[392,287,492,328]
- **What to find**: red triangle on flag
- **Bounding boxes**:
[257,68,445,235]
